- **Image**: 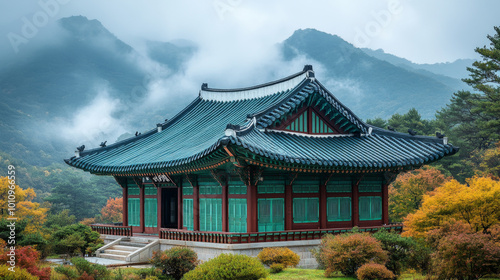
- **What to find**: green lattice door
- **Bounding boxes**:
[258,198,284,232]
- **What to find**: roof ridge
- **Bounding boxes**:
[199,66,313,101]
[369,125,449,144]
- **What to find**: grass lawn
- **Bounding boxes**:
[268,268,355,280]
[268,268,433,280]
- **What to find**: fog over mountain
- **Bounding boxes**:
[0,16,472,167]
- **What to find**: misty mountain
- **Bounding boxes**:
[281,29,468,119]
[0,19,472,169]
[0,16,195,166]
[146,40,197,72]
[360,48,474,80]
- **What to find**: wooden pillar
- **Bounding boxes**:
[222,182,228,232]
[382,183,389,225]
[122,184,128,226]
[139,184,145,233]
[193,181,200,231]
[352,178,359,227]
[285,184,293,230]
[178,184,183,229]
[247,183,257,232]
[157,187,162,230]
[320,183,327,229]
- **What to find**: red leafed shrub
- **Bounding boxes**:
[429,222,500,280]
[319,233,388,277]
[356,263,395,280]
[0,245,50,280]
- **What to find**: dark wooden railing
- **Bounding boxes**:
[159,224,403,244]
[91,224,133,236]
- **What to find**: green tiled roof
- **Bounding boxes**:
[65,66,458,175]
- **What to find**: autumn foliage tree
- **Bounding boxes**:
[426,221,500,280]
[0,176,48,234]
[476,141,500,179]
[389,166,448,222]
[0,240,50,280]
[99,197,122,223]
[404,176,500,238]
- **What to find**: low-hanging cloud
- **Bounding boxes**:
[56,84,128,147]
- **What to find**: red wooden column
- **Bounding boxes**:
[382,183,389,225]
[193,181,200,231]
[139,184,145,233]
[157,186,162,230]
[247,183,257,232]
[320,183,327,229]
[285,184,293,230]
[222,182,228,232]
[352,178,359,227]
[122,183,128,226]
[178,184,183,229]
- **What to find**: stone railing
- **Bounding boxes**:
[159,224,403,244]
[90,224,133,236]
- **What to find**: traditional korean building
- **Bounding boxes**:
[65,65,457,243]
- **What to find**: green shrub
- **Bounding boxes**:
[269,263,284,274]
[373,229,430,275]
[0,265,38,280]
[356,263,395,280]
[319,233,388,277]
[150,246,198,280]
[54,265,79,279]
[135,267,161,279]
[257,247,300,268]
[71,257,109,279]
[183,253,268,280]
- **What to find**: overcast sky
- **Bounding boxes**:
[1,0,499,64]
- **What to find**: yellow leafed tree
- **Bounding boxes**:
[0,176,48,233]
[404,176,500,238]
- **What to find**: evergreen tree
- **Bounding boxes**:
[437,26,500,151]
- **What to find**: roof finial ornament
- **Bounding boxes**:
[135,131,141,136]
[303,65,313,71]
[387,126,395,131]
[408,129,417,136]
[436,132,445,138]
[75,145,85,158]
[201,83,208,90]
[100,141,107,147]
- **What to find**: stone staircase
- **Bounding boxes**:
[96,238,159,262]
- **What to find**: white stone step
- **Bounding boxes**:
[120,241,147,248]
[104,249,131,256]
[111,245,139,252]
[99,253,127,261]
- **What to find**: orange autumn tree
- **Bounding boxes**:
[0,176,48,233]
[404,176,500,238]
[389,166,449,223]
[99,197,122,223]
